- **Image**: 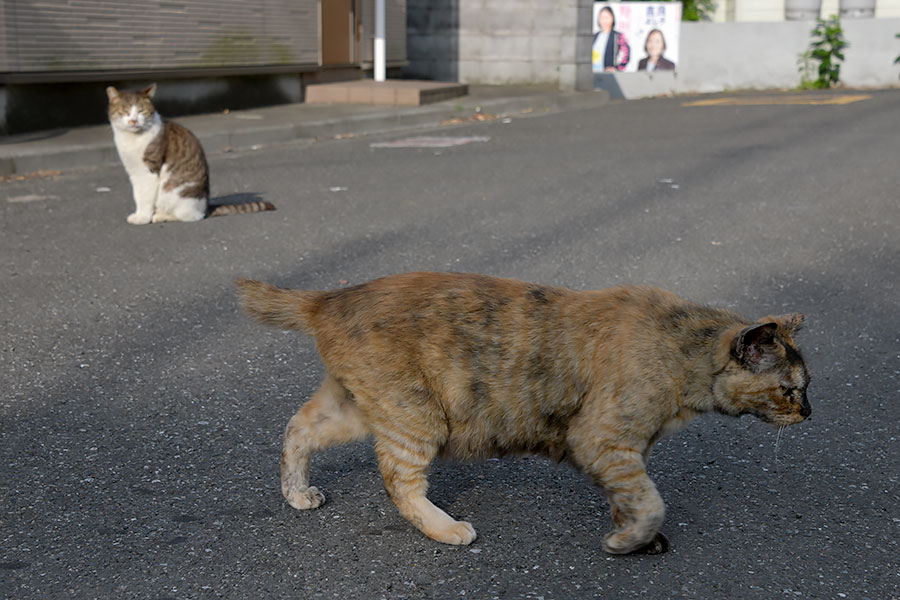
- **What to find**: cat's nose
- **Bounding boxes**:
[799,398,811,418]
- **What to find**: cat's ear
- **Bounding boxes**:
[142,83,158,98]
[106,86,120,102]
[773,312,805,335]
[731,322,779,372]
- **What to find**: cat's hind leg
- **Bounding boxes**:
[368,407,476,545]
[150,212,178,223]
[153,188,205,223]
[170,197,206,222]
[281,374,369,510]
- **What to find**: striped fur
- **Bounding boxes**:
[237,272,811,553]
[208,200,276,217]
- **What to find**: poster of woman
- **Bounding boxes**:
[592,2,681,74]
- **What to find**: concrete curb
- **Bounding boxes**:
[0,89,610,177]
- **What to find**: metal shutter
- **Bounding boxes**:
[0,0,319,72]
[359,0,407,64]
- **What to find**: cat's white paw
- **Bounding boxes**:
[151,213,177,223]
[126,212,152,225]
[284,486,325,510]
[429,520,477,545]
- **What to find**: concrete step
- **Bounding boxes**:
[305,80,468,106]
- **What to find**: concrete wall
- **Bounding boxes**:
[407,3,898,93]
[406,0,594,90]
[594,18,900,99]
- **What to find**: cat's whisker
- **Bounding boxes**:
[774,425,785,463]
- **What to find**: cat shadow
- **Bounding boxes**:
[209,192,267,210]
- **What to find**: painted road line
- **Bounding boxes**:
[682,94,871,107]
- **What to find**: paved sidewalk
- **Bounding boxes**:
[0,85,611,177]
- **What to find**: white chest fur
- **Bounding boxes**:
[111,112,165,224]
[111,114,163,177]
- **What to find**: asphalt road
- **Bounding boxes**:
[2,89,898,600]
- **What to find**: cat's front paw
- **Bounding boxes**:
[284,486,325,510]
[126,212,152,225]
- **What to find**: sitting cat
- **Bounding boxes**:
[236,272,811,554]
[106,84,274,224]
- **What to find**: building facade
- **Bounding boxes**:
[0,0,407,134]
[404,0,900,92]
[712,0,900,22]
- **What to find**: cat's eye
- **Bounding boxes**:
[779,386,795,397]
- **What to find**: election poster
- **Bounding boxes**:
[592,2,682,74]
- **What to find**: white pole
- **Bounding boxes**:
[374,0,386,82]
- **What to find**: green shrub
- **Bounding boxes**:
[799,16,848,89]
[681,0,717,21]
[895,32,899,75]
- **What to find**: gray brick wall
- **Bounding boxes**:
[406,0,593,90]
[0,0,319,73]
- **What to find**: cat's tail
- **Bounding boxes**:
[236,279,317,334]
[208,201,276,218]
